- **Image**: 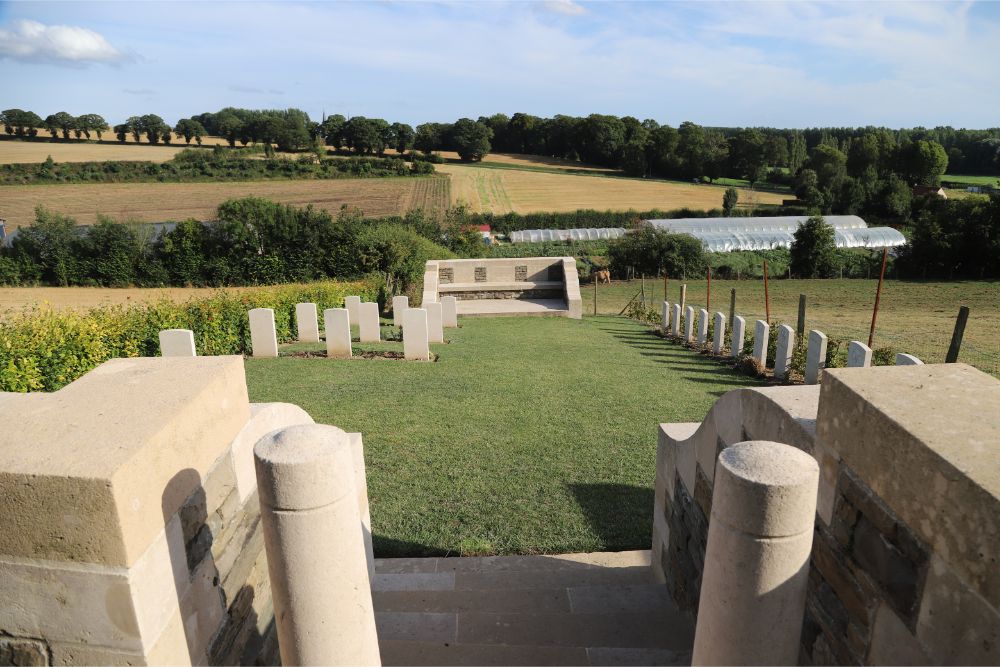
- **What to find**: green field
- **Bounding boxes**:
[941,174,1000,187]
[245,316,762,557]
[589,278,1000,376]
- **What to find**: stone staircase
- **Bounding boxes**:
[371,550,694,666]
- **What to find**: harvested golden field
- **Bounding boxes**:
[438,163,785,214]
[0,140,200,164]
[28,129,230,146]
[0,285,251,316]
[0,177,446,228]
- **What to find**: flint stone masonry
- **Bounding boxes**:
[712,312,726,355]
[249,308,278,359]
[425,302,445,344]
[295,302,320,343]
[324,308,352,359]
[684,306,695,343]
[392,296,408,328]
[344,295,361,325]
[671,304,682,337]
[693,441,818,666]
[652,364,1000,666]
[697,309,709,346]
[402,309,431,361]
[896,353,923,365]
[805,330,828,385]
[731,316,746,359]
[0,357,332,665]
[358,302,381,343]
[847,340,872,367]
[159,329,196,357]
[774,324,795,380]
[440,296,459,328]
[752,320,769,367]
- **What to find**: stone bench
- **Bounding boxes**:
[438,280,564,293]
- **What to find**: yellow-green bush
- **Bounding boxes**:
[0,279,378,392]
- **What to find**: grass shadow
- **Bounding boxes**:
[568,483,654,552]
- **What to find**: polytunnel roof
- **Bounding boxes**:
[676,227,906,253]
[509,228,627,243]
[646,215,868,233]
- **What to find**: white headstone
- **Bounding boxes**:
[425,301,444,344]
[672,304,682,337]
[662,301,670,330]
[697,308,710,346]
[752,320,770,368]
[847,341,872,368]
[684,306,695,343]
[896,353,924,366]
[295,302,320,343]
[441,296,459,328]
[159,329,196,357]
[713,312,726,355]
[403,308,430,361]
[344,295,361,326]
[249,308,278,358]
[358,302,381,343]
[774,324,795,380]
[805,330,828,385]
[731,316,746,358]
[323,308,352,358]
[392,296,409,328]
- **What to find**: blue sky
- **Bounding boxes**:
[1,1,998,129]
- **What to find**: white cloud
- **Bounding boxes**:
[541,0,587,16]
[0,19,130,65]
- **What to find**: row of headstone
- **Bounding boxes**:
[657,299,923,384]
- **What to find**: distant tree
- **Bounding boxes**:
[727,128,766,179]
[414,122,446,154]
[451,118,493,162]
[607,225,705,278]
[723,187,739,215]
[343,116,384,154]
[621,140,648,176]
[173,119,207,145]
[320,114,346,148]
[788,131,808,173]
[113,124,129,143]
[578,114,626,166]
[677,121,706,179]
[8,206,81,286]
[2,109,43,136]
[216,112,243,147]
[390,122,414,154]
[764,135,789,167]
[899,139,948,186]
[790,215,838,278]
[75,113,107,140]
[45,111,76,140]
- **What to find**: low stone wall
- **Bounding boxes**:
[0,357,367,666]
[651,364,1000,665]
[449,288,564,301]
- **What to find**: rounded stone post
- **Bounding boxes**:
[392,295,409,328]
[692,441,818,666]
[731,315,746,358]
[254,425,380,666]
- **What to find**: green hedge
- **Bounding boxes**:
[0,278,378,392]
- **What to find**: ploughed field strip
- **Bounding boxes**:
[372,550,693,666]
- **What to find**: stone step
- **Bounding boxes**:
[379,640,691,666]
[374,550,652,575]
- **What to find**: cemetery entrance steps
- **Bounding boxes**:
[371,550,694,666]
[455,298,571,317]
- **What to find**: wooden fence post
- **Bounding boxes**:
[945,306,970,363]
[796,294,807,344]
[868,248,888,348]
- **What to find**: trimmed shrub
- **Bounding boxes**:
[0,278,378,392]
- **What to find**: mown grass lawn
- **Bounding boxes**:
[245,315,761,557]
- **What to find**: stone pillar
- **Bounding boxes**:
[896,353,924,365]
[323,308,352,359]
[805,330,828,385]
[344,295,361,326]
[671,304,682,337]
[441,296,459,328]
[425,301,444,344]
[692,441,818,666]
[254,425,380,666]
[403,308,430,361]
[684,305,695,343]
[661,301,670,331]
[358,302,381,343]
[249,308,279,359]
[392,296,408,328]
[752,320,769,368]
[713,312,726,355]
[296,303,320,343]
[731,315,746,358]
[847,340,872,367]
[774,324,795,380]
[697,308,710,346]
[159,328,196,357]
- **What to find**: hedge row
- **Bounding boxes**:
[0,278,378,392]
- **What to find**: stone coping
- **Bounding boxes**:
[439,281,563,292]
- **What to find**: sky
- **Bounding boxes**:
[1,1,999,129]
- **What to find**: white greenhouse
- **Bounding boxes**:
[644,215,905,252]
[508,228,627,243]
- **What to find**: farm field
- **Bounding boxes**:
[0,139,210,164]
[0,285,253,316]
[0,176,449,228]
[942,174,1000,186]
[245,315,762,556]
[589,277,1000,376]
[438,163,786,214]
